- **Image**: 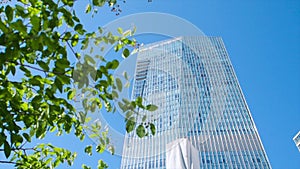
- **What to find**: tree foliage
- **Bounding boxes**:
[0,0,156,168]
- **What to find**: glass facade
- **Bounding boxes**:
[120,37,271,169]
[293,131,300,152]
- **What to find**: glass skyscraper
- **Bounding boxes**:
[120,37,271,169]
[293,131,300,152]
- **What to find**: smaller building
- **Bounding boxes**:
[293,131,300,152]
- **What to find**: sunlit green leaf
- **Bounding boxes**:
[117,27,123,34]
[108,145,114,155]
[67,89,76,100]
[85,4,91,13]
[71,34,79,46]
[96,144,105,154]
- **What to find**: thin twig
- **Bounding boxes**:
[0,147,34,151]
[66,41,78,60]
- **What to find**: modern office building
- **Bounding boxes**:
[293,131,300,152]
[120,37,271,169]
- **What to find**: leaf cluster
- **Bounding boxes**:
[117,96,157,138]
[0,0,141,168]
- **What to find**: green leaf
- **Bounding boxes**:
[122,48,130,58]
[0,19,9,33]
[45,158,53,165]
[15,5,25,17]
[108,145,114,155]
[110,60,119,69]
[36,121,46,139]
[136,96,143,106]
[118,102,126,112]
[55,58,70,70]
[63,32,72,41]
[146,104,158,111]
[72,11,80,22]
[112,90,118,99]
[117,27,123,34]
[37,61,49,71]
[10,65,16,76]
[79,111,87,123]
[150,123,156,135]
[123,30,132,38]
[122,98,130,105]
[125,117,136,133]
[62,8,74,27]
[5,6,13,22]
[75,24,85,35]
[4,141,11,158]
[136,125,146,138]
[114,44,122,52]
[96,144,105,154]
[67,89,75,100]
[54,77,63,93]
[62,0,74,6]
[31,15,41,32]
[82,164,91,169]
[84,145,92,156]
[115,78,122,92]
[10,19,27,35]
[125,111,134,121]
[20,103,28,111]
[11,134,23,146]
[142,115,147,122]
[20,66,31,77]
[22,133,31,142]
[123,71,128,80]
[93,0,106,6]
[31,37,40,50]
[91,100,97,112]
[84,54,95,64]
[85,4,91,13]
[71,34,79,46]
[97,160,108,169]
[50,126,57,132]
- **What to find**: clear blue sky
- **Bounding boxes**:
[2,0,299,169]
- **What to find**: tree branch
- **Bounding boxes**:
[0,147,35,151]
[0,160,18,164]
[14,62,72,78]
